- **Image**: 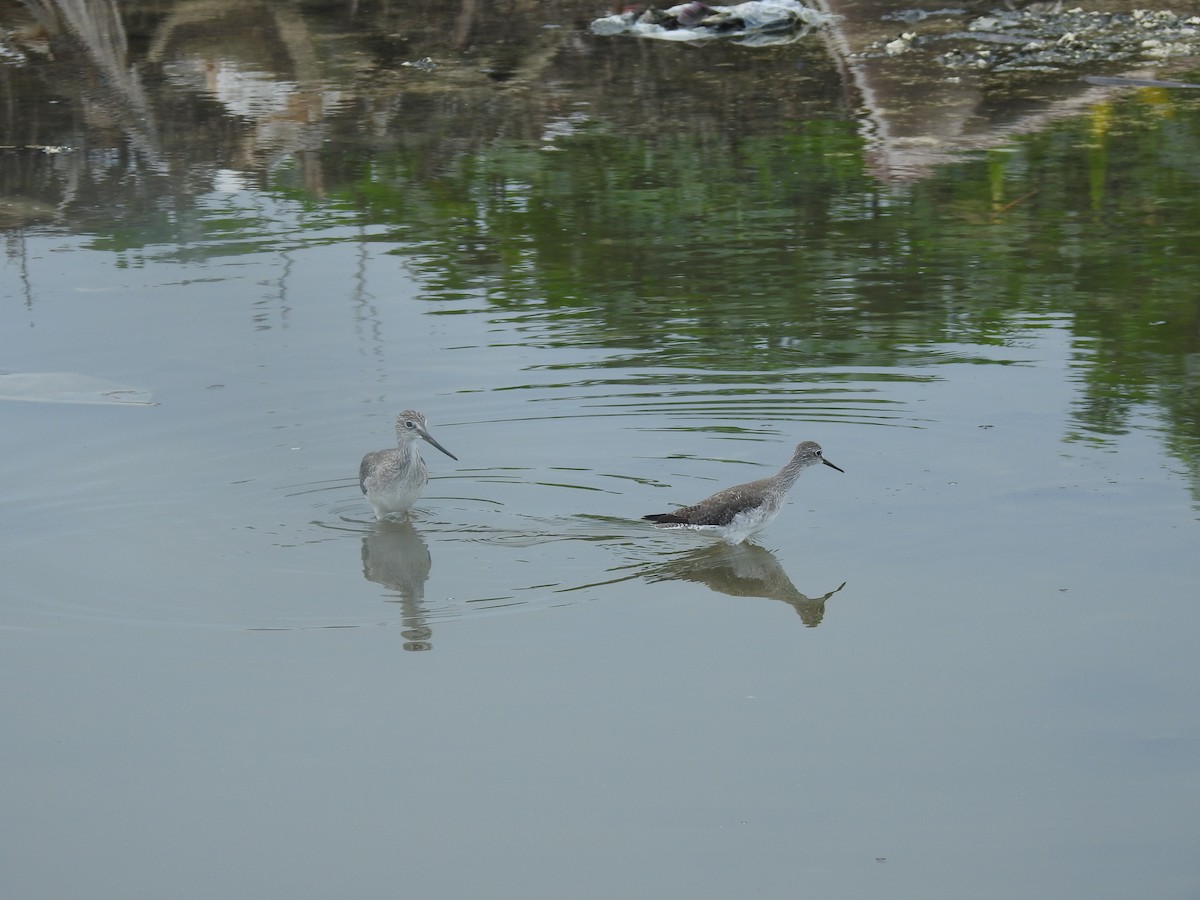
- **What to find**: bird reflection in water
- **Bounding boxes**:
[361,520,434,651]
[645,543,846,627]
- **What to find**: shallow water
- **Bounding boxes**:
[3,2,1199,897]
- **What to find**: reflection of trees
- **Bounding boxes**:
[4,0,1199,494]
[323,101,1200,492]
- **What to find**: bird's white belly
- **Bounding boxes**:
[668,505,780,545]
[365,468,427,519]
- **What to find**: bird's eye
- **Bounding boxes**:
[404,420,416,429]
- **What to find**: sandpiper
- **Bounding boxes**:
[643,440,843,544]
[360,410,457,520]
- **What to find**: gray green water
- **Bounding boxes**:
[2,2,1199,897]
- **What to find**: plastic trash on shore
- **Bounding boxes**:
[591,0,837,46]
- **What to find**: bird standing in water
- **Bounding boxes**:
[360,410,457,520]
[643,440,843,544]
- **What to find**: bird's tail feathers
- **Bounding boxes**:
[643,513,687,524]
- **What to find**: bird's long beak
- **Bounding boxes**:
[420,430,458,461]
[822,457,844,473]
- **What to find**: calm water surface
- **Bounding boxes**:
[2,2,1199,898]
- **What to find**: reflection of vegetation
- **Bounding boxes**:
[966,93,1200,491]
[4,0,1198,492]
[293,83,1200,491]
[324,117,878,364]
